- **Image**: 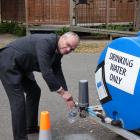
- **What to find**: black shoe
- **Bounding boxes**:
[26,126,39,134]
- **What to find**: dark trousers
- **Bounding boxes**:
[0,75,41,140]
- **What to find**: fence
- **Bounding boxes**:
[27,0,69,25]
[73,0,136,26]
[1,0,25,22]
[0,0,138,35]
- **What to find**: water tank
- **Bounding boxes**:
[95,32,140,130]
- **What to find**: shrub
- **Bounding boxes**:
[13,24,26,36]
[55,27,70,35]
[0,22,9,33]
[0,21,26,36]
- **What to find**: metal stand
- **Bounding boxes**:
[86,105,140,140]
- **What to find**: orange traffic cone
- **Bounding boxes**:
[39,111,52,140]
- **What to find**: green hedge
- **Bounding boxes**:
[96,23,134,31]
[55,27,70,35]
[0,21,26,36]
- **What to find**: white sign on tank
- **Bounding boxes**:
[105,48,140,95]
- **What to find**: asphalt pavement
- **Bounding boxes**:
[0,53,126,140]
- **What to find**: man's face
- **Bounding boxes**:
[58,36,79,55]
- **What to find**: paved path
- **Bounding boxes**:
[0,52,126,140]
[0,34,17,48]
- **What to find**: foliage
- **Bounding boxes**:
[0,22,9,33]
[13,24,26,36]
[95,23,134,31]
[0,21,26,36]
[55,27,70,35]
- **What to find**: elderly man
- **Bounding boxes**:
[0,32,80,140]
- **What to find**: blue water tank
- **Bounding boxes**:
[95,32,140,130]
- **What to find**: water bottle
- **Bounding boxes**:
[67,107,78,124]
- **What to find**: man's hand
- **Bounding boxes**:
[62,91,75,109]
[57,87,75,109]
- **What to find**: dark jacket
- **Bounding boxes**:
[0,33,67,91]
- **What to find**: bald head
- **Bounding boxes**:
[58,32,80,55]
[61,32,80,43]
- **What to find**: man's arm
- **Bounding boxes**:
[52,60,68,91]
[57,87,75,109]
[36,39,62,91]
[36,39,75,109]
